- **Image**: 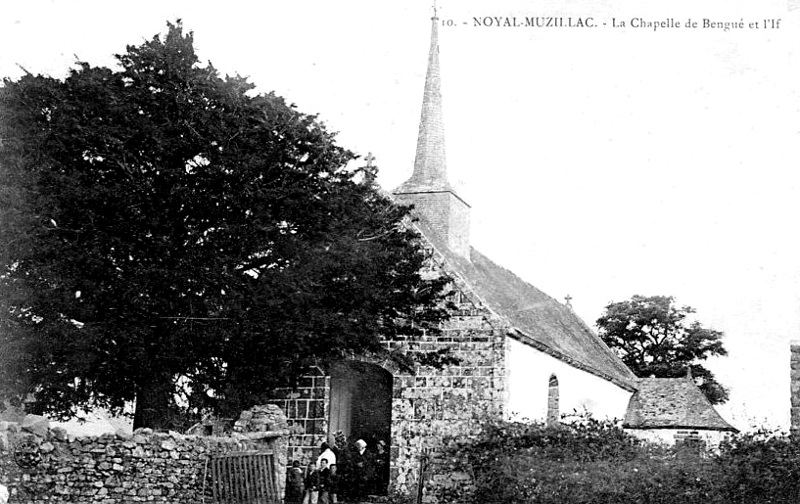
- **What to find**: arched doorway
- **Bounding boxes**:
[329,360,393,495]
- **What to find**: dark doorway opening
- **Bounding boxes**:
[329,361,393,495]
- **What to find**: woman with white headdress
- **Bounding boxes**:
[350,439,373,499]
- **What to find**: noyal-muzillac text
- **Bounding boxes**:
[473,16,596,28]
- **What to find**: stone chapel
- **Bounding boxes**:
[265,12,734,495]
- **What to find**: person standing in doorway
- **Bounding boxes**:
[350,439,373,500]
[333,432,349,499]
[372,439,389,495]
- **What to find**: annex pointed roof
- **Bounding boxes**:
[410,217,638,390]
[395,13,451,194]
[623,376,737,431]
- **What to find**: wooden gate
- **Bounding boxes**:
[210,451,278,504]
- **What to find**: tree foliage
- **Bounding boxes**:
[0,22,453,428]
[596,295,728,404]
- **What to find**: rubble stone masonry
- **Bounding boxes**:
[791,341,800,435]
[267,266,509,497]
[0,405,288,503]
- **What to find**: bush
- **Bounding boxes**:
[441,418,800,504]
[714,429,800,503]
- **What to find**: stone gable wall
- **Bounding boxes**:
[267,266,509,497]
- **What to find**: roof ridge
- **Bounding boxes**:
[404,215,637,388]
[406,220,504,324]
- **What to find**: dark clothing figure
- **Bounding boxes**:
[318,467,331,504]
[334,447,349,498]
[305,469,320,490]
[332,431,349,499]
[285,462,305,504]
[372,441,389,495]
[328,465,341,504]
[350,440,374,500]
[303,465,320,504]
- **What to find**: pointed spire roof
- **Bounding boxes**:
[395,12,451,193]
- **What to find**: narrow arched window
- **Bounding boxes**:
[547,374,559,426]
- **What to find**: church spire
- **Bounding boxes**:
[394,8,471,260]
[400,10,450,192]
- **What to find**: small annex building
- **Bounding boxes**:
[623,376,738,447]
[263,13,644,495]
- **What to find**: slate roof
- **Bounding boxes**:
[623,377,737,431]
[412,218,638,391]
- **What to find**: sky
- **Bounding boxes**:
[2,0,799,431]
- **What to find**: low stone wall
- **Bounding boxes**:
[0,406,288,503]
[625,427,731,452]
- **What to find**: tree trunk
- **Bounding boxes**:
[133,372,174,431]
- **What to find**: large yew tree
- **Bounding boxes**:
[596,295,728,404]
[0,23,451,429]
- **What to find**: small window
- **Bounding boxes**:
[547,374,559,426]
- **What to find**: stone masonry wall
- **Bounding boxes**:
[266,264,508,499]
[626,428,731,451]
[265,376,329,466]
[392,304,506,496]
[446,193,471,260]
[0,407,288,504]
[233,403,290,498]
[546,374,559,426]
[791,341,800,435]
[390,256,507,498]
[394,192,470,260]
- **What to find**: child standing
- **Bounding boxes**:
[317,458,331,504]
[302,462,319,504]
[328,464,340,504]
[285,460,305,504]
